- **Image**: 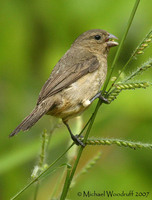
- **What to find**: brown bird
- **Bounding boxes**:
[10,29,118,146]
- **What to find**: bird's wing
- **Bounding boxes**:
[37,54,100,105]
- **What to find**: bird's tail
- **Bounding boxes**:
[9,103,50,137]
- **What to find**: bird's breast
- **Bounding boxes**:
[48,61,107,121]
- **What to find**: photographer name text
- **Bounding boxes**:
[77,190,150,198]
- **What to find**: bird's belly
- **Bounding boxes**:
[48,64,107,121]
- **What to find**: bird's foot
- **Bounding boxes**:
[63,120,85,147]
[90,91,109,104]
[71,134,85,147]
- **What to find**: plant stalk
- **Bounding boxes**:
[10,143,74,200]
[60,100,102,200]
[60,1,141,199]
[103,0,141,94]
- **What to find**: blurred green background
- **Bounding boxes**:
[0,0,152,199]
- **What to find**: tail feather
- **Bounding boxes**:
[9,103,50,137]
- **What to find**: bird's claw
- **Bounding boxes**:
[71,134,85,147]
[99,94,109,104]
[90,91,109,104]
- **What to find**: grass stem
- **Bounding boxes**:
[10,143,74,200]
[103,0,141,94]
[60,1,141,199]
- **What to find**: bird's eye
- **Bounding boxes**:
[94,35,101,40]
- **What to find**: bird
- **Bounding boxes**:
[10,29,118,146]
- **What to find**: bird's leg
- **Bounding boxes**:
[63,121,85,147]
[90,91,109,104]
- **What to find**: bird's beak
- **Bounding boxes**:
[106,33,119,47]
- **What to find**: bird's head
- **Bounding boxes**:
[73,29,118,56]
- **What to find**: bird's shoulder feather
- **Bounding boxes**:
[37,48,100,105]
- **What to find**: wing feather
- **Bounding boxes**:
[37,50,99,105]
